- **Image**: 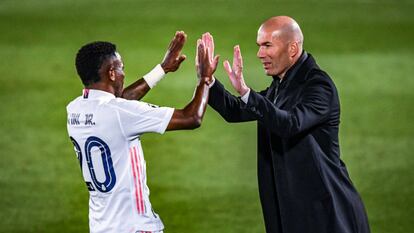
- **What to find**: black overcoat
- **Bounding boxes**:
[208,53,370,233]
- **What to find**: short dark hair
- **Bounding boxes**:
[75,41,117,86]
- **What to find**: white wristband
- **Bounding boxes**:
[143,64,165,88]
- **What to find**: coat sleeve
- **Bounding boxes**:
[245,73,334,138]
[208,78,268,123]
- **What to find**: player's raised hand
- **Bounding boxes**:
[196,33,219,84]
[223,45,249,96]
[161,31,187,73]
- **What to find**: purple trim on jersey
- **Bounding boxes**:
[83,89,89,98]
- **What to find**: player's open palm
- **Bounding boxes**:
[161,31,187,73]
[196,33,219,82]
[224,45,249,96]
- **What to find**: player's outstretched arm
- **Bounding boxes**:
[121,78,150,101]
[122,31,187,100]
[166,34,219,130]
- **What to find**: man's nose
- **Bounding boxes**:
[257,47,265,58]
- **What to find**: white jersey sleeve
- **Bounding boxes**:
[109,98,174,139]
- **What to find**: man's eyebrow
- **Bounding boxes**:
[257,41,272,46]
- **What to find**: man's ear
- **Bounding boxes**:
[289,42,299,58]
[98,60,114,82]
[108,67,116,81]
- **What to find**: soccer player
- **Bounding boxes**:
[66,31,219,233]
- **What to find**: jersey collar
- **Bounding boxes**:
[82,89,115,99]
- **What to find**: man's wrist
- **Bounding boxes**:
[240,88,251,104]
[160,63,170,73]
[143,64,166,88]
[239,87,250,96]
[199,76,214,87]
[208,77,216,88]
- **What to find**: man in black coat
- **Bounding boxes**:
[203,16,370,233]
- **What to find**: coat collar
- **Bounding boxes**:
[267,51,310,100]
[288,52,319,85]
[273,52,320,108]
[275,50,308,85]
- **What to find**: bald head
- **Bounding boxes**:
[256,16,304,78]
[260,16,303,50]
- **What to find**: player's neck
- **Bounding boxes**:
[85,82,115,95]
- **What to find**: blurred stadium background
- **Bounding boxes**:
[0,0,413,232]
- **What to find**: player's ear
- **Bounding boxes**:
[108,67,116,81]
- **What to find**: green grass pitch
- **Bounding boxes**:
[0,0,413,232]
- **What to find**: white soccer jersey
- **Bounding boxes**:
[66,89,174,233]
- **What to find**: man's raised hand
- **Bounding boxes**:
[196,33,219,84]
[161,31,187,73]
[201,32,219,76]
[223,45,249,96]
